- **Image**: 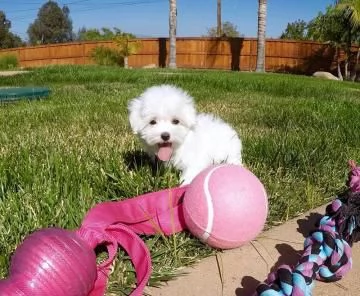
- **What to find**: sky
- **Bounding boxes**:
[2,0,335,42]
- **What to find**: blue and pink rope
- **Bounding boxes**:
[256,160,360,296]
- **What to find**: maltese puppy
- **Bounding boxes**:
[128,84,242,184]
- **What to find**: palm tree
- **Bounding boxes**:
[336,0,360,27]
[336,0,360,80]
[255,0,267,72]
[169,0,177,68]
[217,0,222,37]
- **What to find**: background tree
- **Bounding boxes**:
[306,4,360,80]
[76,27,135,41]
[169,0,177,69]
[0,11,11,44]
[2,33,24,49]
[336,0,360,28]
[256,0,267,72]
[206,21,241,37]
[279,3,360,80]
[27,1,73,45]
[90,46,123,66]
[0,11,24,49]
[280,19,309,40]
[114,33,141,69]
[307,7,349,79]
[336,0,360,80]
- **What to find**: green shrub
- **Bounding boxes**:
[0,54,19,70]
[90,46,124,66]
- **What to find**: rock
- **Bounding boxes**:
[312,71,340,81]
[142,64,157,69]
[0,70,29,76]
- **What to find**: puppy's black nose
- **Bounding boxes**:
[161,132,170,141]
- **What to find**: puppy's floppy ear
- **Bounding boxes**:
[179,94,197,129]
[128,98,143,134]
[183,106,197,129]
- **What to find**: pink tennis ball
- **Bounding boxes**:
[183,164,268,249]
[0,228,97,296]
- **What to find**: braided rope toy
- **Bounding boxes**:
[256,160,360,296]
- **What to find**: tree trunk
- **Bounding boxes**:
[351,47,360,82]
[256,0,267,72]
[337,62,344,81]
[124,56,129,69]
[345,25,352,80]
[345,59,350,79]
[169,0,177,69]
[336,47,344,81]
[217,0,222,37]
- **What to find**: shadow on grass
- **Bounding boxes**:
[123,150,154,170]
[122,150,170,178]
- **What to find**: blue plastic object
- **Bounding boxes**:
[0,87,50,102]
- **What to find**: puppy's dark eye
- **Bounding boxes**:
[172,119,180,125]
[149,120,157,125]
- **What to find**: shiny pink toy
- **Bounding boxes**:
[0,228,97,295]
[0,186,188,296]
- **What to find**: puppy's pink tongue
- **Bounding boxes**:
[157,144,173,161]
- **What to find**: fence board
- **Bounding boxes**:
[0,38,357,74]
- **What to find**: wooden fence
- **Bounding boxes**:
[0,37,356,74]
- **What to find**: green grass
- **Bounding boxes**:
[0,54,19,70]
[1,65,360,294]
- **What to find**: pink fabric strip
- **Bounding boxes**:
[79,185,189,296]
[82,186,188,234]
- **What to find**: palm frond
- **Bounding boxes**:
[336,0,360,27]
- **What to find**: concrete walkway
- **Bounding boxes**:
[147,205,359,296]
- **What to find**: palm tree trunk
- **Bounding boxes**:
[345,59,350,79]
[256,0,267,72]
[337,62,344,80]
[345,24,352,80]
[169,0,177,69]
[336,46,344,81]
[217,0,222,37]
[352,47,360,81]
[124,56,129,69]
[350,45,360,81]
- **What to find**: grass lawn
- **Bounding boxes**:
[0,65,360,294]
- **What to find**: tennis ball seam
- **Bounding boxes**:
[200,164,227,242]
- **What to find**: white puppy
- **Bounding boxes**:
[128,84,242,184]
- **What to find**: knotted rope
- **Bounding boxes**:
[256,160,360,296]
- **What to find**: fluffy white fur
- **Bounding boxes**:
[128,84,242,184]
